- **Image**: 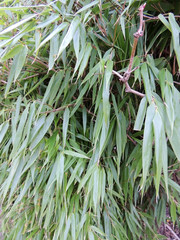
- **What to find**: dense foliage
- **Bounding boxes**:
[0,0,180,239]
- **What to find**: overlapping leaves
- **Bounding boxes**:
[0,0,180,239]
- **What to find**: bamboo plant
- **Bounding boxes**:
[0,0,180,239]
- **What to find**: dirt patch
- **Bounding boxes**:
[158,222,180,240]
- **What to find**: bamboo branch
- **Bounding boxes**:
[29,56,56,72]
[0,80,7,85]
[123,3,146,83]
[112,69,123,80]
[108,4,146,98]
[41,103,75,114]
[125,82,145,98]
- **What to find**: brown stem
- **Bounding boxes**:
[0,80,7,85]
[174,81,180,85]
[120,3,146,97]
[125,3,146,81]
[41,103,75,114]
[125,82,145,98]
[29,56,56,72]
[127,134,136,145]
[22,74,40,80]
[112,69,123,80]
[103,4,146,98]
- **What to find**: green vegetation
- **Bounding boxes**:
[0,0,179,239]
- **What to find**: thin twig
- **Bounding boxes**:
[124,3,146,82]
[0,80,7,84]
[41,103,75,114]
[72,96,96,117]
[125,82,145,98]
[100,4,146,98]
[127,134,136,145]
[174,81,180,85]
[22,74,40,80]
[165,224,180,240]
[109,4,146,98]
[107,67,138,80]
[120,3,146,97]
[29,56,56,72]
[112,69,123,80]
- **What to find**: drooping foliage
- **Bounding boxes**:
[0,0,180,239]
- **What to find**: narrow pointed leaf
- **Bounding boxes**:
[57,16,80,58]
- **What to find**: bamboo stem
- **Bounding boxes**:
[114,3,146,98]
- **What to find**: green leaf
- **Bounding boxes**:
[66,160,84,190]
[164,85,174,133]
[0,122,9,144]
[57,16,80,58]
[78,42,92,78]
[30,113,55,150]
[11,104,29,154]
[49,34,60,70]
[90,226,106,237]
[93,167,99,211]
[64,150,89,159]
[36,23,68,51]
[5,45,28,97]
[63,108,70,148]
[37,74,55,114]
[158,14,171,31]
[2,44,23,61]
[56,152,64,189]
[168,13,180,69]
[0,14,36,35]
[141,63,152,103]
[134,97,147,131]
[142,104,155,187]
[103,59,113,125]
[82,107,87,135]
[76,0,99,14]
[73,28,80,58]
[77,164,97,193]
[153,111,168,197]
[120,16,125,39]
[36,14,59,29]
[170,200,177,224]
[158,69,166,99]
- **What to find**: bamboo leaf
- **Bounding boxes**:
[141,63,152,103]
[142,104,155,186]
[0,122,9,144]
[134,97,147,131]
[5,45,28,97]
[56,152,64,189]
[168,13,180,70]
[103,59,113,125]
[76,0,99,14]
[158,14,171,31]
[77,164,97,193]
[63,108,70,148]
[2,44,23,61]
[64,150,89,159]
[49,33,60,70]
[57,16,80,58]
[37,23,68,51]
[82,107,87,135]
[153,111,168,197]
[78,42,92,78]
[30,113,55,150]
[36,14,59,29]
[0,14,36,35]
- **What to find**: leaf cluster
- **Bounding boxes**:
[0,0,180,239]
